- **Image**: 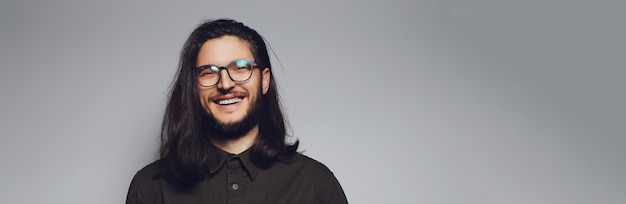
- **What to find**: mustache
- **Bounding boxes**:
[206,90,248,101]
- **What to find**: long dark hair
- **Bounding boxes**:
[159,19,298,183]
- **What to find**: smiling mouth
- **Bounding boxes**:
[216,98,242,105]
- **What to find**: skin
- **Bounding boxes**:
[196,35,270,154]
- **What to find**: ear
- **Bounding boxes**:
[261,68,270,94]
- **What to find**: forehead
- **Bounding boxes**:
[196,35,253,66]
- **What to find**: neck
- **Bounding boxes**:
[212,125,258,154]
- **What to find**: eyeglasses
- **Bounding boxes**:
[196,59,256,87]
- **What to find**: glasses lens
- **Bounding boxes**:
[197,66,220,86]
[228,59,253,82]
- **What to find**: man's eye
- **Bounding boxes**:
[199,68,217,76]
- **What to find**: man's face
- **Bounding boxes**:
[196,35,270,137]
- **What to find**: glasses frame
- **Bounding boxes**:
[195,59,257,87]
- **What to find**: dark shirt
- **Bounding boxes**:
[126,149,347,204]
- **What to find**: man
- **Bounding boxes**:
[126,19,348,204]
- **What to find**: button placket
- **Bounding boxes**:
[225,155,247,203]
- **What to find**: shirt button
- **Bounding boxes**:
[232,183,239,190]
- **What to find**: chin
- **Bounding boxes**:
[216,118,243,125]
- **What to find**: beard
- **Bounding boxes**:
[201,89,263,141]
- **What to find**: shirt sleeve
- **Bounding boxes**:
[325,173,349,204]
[315,166,348,204]
[126,172,144,204]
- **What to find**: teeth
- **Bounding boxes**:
[218,98,242,105]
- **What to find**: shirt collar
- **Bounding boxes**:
[207,145,228,174]
[207,146,260,181]
[238,148,260,181]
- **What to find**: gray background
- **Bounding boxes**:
[1,0,624,203]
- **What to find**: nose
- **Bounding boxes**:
[216,69,235,90]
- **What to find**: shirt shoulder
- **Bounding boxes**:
[133,159,170,187]
[288,153,335,175]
